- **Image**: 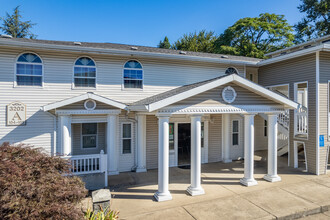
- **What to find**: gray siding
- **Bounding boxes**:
[175,83,280,106]
[208,115,222,162]
[146,115,158,169]
[259,54,317,174]
[318,52,330,174]
[255,115,268,151]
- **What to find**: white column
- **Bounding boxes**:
[59,115,71,156]
[240,114,258,186]
[264,114,281,182]
[136,114,147,172]
[154,115,172,202]
[187,115,205,196]
[222,114,232,163]
[107,114,119,175]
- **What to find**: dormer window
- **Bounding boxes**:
[16,53,43,86]
[123,60,143,89]
[225,67,239,75]
[74,57,96,88]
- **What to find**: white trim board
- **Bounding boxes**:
[141,74,298,112]
[43,93,127,111]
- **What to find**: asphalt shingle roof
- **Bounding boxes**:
[131,74,229,106]
[1,37,261,63]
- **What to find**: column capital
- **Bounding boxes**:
[242,112,257,116]
[190,114,204,118]
[156,114,172,118]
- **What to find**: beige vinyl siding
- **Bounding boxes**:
[57,100,117,110]
[254,115,268,151]
[208,114,222,162]
[318,51,330,174]
[146,115,158,169]
[259,54,317,174]
[175,83,280,106]
[246,67,259,84]
[71,123,106,155]
[0,47,246,153]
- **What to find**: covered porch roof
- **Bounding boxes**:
[42,92,127,112]
[129,74,298,113]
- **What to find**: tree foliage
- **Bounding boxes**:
[172,30,216,53]
[295,0,330,42]
[0,6,36,39]
[0,143,87,220]
[158,36,171,49]
[214,13,294,58]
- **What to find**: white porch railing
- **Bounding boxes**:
[62,150,108,187]
[295,106,308,135]
[278,110,289,130]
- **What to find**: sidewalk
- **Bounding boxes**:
[91,154,330,219]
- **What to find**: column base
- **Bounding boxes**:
[154,191,172,202]
[108,171,119,176]
[223,159,232,163]
[240,178,258,187]
[136,167,147,173]
[263,174,281,182]
[187,185,205,196]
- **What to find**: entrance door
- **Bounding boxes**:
[178,123,191,165]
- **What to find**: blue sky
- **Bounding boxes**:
[0,0,303,47]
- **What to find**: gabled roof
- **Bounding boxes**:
[43,92,127,111]
[129,74,298,112]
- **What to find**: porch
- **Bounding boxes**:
[85,152,330,219]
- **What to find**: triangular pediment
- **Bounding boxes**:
[43,93,127,111]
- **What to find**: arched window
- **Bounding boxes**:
[16,53,42,86]
[74,57,96,88]
[123,60,143,89]
[225,67,239,75]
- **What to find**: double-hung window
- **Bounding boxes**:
[16,53,43,86]
[82,123,97,149]
[74,57,96,88]
[122,123,132,154]
[123,60,143,89]
[232,120,239,145]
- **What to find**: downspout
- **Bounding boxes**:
[125,110,138,171]
[45,111,57,156]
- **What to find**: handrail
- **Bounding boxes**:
[295,106,308,135]
[61,150,108,187]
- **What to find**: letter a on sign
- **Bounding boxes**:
[7,102,26,126]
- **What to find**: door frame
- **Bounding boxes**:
[169,116,209,167]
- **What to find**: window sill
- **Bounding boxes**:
[72,87,97,91]
[14,86,44,89]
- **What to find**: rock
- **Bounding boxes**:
[92,189,111,212]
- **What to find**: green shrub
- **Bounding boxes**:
[0,142,88,220]
[85,206,119,220]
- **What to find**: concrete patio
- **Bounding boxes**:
[83,152,330,219]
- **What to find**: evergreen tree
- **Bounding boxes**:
[0,6,36,39]
[158,36,171,49]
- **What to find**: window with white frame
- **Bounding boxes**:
[16,53,43,86]
[264,120,268,137]
[74,57,96,88]
[232,120,239,145]
[82,123,97,149]
[122,123,132,154]
[201,122,205,148]
[123,60,143,89]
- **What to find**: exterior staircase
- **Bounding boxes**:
[260,111,289,156]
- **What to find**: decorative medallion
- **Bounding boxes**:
[84,99,96,110]
[222,86,237,103]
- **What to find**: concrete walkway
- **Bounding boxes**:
[98,154,330,219]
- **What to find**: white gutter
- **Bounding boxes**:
[258,44,326,66]
[0,38,259,66]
